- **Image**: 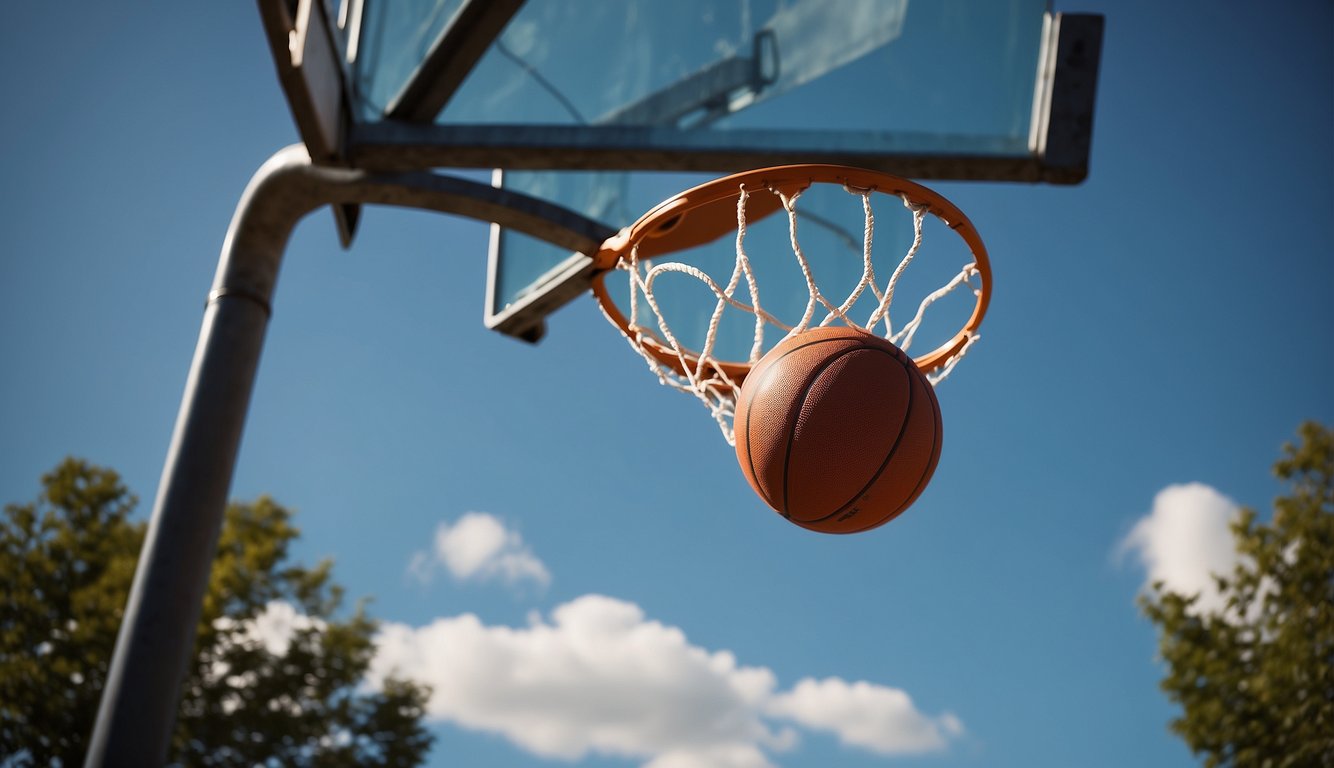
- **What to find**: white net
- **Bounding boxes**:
[601,181,984,445]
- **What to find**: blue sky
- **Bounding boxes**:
[2,2,1331,767]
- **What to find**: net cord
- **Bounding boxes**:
[605,183,981,444]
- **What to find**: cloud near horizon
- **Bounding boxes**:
[408,512,550,592]
[767,677,964,755]
[1119,482,1243,614]
[368,594,963,767]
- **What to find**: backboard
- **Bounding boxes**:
[259,0,1102,341]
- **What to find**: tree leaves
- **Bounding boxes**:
[1,459,138,765]
[1141,423,1334,767]
[0,459,433,767]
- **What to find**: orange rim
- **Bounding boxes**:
[592,165,991,381]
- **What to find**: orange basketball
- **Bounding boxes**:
[733,326,943,533]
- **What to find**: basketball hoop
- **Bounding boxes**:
[592,165,992,444]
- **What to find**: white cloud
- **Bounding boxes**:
[368,594,961,767]
[642,743,778,768]
[409,512,550,591]
[1119,482,1242,615]
[767,677,963,755]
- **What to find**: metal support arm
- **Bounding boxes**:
[85,145,611,766]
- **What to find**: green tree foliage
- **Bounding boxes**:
[1141,422,1334,767]
[0,459,433,766]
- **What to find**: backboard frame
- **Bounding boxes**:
[344,13,1101,184]
[258,2,1103,342]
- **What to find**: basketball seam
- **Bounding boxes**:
[804,345,918,525]
[843,374,941,533]
[890,378,942,517]
[781,345,873,517]
[743,335,861,516]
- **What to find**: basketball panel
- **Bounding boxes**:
[808,365,941,533]
[735,334,865,512]
[785,347,912,522]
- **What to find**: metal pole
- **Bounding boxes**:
[84,147,317,766]
[84,145,613,766]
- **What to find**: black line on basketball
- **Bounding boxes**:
[743,335,850,516]
[780,344,869,517]
[847,371,941,533]
[805,345,917,525]
[890,374,942,516]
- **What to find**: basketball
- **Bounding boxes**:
[733,326,943,534]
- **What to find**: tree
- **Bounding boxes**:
[0,459,433,766]
[1141,422,1334,767]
